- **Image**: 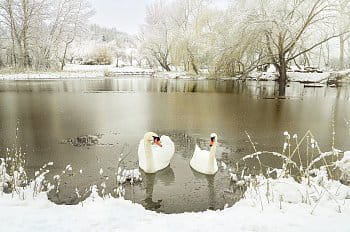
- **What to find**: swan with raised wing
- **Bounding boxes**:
[190,133,218,175]
[138,132,175,174]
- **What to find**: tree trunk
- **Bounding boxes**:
[277,54,288,96]
[187,48,198,74]
[162,63,171,71]
[340,35,344,70]
[158,59,171,71]
[61,44,69,70]
[22,0,31,68]
[7,0,19,67]
[190,59,199,74]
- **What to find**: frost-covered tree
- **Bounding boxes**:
[139,0,174,71]
[336,0,350,69]
[0,0,93,70]
[81,25,137,66]
[52,0,93,70]
[0,0,51,68]
[245,0,343,92]
[140,0,218,73]
[212,1,266,77]
[168,0,212,74]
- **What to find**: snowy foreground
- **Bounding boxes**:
[1,150,350,231]
[1,175,350,232]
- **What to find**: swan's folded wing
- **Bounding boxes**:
[160,135,175,156]
[190,145,210,173]
[190,145,202,167]
[194,144,201,154]
[152,136,175,169]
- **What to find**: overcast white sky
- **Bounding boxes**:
[89,0,151,34]
[89,0,229,35]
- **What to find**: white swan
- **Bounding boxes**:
[190,133,218,175]
[138,132,175,174]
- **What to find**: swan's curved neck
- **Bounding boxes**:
[208,143,217,170]
[144,140,154,171]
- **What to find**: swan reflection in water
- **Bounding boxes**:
[191,169,216,210]
[141,166,175,211]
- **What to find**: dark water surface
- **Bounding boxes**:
[0,78,349,213]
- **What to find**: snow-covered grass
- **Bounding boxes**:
[0,65,209,80]
[0,65,155,80]
[0,71,105,80]
[64,64,155,74]
[227,130,350,221]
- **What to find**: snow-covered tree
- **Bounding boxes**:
[245,0,342,92]
[0,0,93,70]
[139,0,175,71]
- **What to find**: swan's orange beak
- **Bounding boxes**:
[154,137,162,147]
[209,137,215,147]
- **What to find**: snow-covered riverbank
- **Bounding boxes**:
[1,129,350,232]
[0,65,155,80]
[1,179,349,232]
[0,65,210,81]
[1,65,350,84]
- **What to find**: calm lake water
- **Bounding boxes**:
[0,78,349,213]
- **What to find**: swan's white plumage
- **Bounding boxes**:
[190,144,218,175]
[138,135,175,173]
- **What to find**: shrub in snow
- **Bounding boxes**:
[32,162,54,197]
[0,158,12,193]
[237,130,350,213]
[244,170,350,213]
[87,45,113,65]
[0,146,54,200]
[229,173,238,183]
[118,169,142,185]
[336,151,350,183]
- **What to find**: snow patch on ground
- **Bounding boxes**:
[154,71,208,80]
[64,64,154,74]
[287,72,331,83]
[337,151,350,181]
[248,71,279,81]
[0,65,155,80]
[0,65,210,81]
[247,71,331,83]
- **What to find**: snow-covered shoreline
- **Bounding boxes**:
[0,65,156,80]
[1,180,349,232]
[0,65,350,84]
[1,134,350,231]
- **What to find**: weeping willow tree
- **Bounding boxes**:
[139,0,349,87]
[250,0,342,94]
[168,0,213,74]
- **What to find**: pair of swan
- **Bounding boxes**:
[138,132,218,175]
